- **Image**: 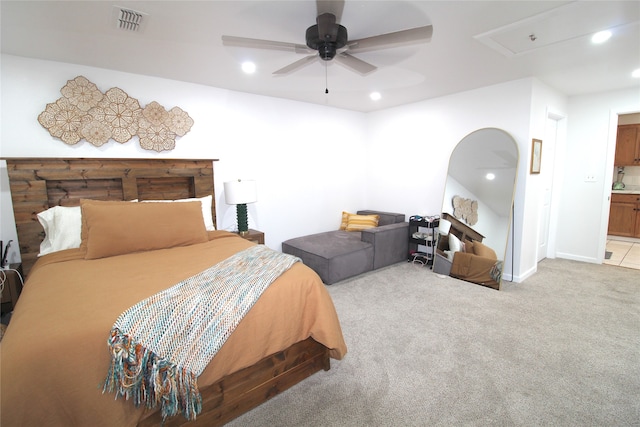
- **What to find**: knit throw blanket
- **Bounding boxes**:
[102,245,300,421]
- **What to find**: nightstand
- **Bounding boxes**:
[238,229,265,244]
[1,263,24,315]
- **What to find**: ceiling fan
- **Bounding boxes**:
[221,0,433,76]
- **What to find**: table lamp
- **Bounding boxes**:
[438,219,452,236]
[224,179,257,236]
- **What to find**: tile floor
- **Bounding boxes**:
[604,239,640,270]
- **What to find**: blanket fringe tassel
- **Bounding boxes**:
[102,328,202,421]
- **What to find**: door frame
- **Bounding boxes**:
[538,108,566,263]
[600,108,640,262]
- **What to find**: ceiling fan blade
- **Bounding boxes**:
[222,35,312,54]
[316,0,345,23]
[347,25,433,53]
[334,52,377,75]
[273,55,318,75]
[316,12,338,42]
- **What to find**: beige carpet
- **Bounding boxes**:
[228,258,639,426]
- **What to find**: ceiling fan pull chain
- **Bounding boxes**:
[325,62,329,94]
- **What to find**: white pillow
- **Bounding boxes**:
[37,206,82,256]
[37,207,56,255]
[141,195,215,230]
[449,233,463,253]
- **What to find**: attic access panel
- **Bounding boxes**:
[474,1,639,57]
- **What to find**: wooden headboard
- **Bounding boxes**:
[437,212,485,254]
[442,212,484,243]
[4,158,218,276]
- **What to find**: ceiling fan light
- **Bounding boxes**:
[223,9,429,78]
[306,22,347,61]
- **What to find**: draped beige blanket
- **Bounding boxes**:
[103,245,300,421]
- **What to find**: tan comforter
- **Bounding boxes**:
[0,231,347,426]
[450,251,500,288]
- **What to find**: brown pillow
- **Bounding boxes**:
[472,241,497,260]
[79,199,133,253]
[81,200,208,259]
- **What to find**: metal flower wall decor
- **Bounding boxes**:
[452,195,478,226]
[37,76,194,152]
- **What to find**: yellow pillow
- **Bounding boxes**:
[81,200,208,259]
[345,214,379,232]
[339,211,352,230]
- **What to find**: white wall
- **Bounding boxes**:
[443,176,506,253]
[0,54,367,262]
[2,54,635,282]
[556,88,640,262]
[365,78,547,282]
[522,79,569,275]
[618,113,640,125]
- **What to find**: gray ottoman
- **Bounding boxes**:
[282,231,374,285]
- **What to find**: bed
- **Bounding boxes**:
[435,213,502,290]
[0,158,347,426]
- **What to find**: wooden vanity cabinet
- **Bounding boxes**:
[608,193,640,238]
[615,124,640,166]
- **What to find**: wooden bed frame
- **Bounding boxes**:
[4,157,331,426]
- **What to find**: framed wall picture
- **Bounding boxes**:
[530,139,542,174]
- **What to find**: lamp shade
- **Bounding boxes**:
[224,179,257,205]
[438,219,452,235]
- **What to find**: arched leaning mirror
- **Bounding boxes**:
[433,128,518,290]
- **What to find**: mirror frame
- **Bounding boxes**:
[433,128,519,290]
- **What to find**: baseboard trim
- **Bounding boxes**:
[555,253,599,264]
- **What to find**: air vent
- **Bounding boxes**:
[113,6,148,33]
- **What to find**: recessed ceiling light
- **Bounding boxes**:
[370,92,381,101]
[591,30,611,44]
[241,61,256,74]
[632,69,640,78]
[485,173,495,180]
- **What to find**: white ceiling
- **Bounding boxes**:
[2,1,639,113]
